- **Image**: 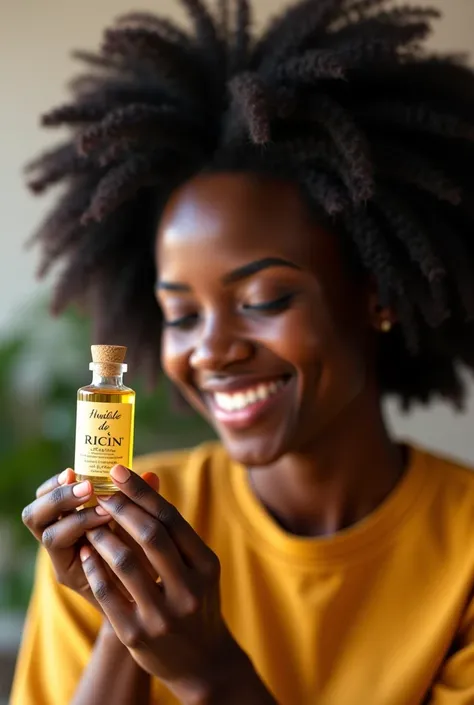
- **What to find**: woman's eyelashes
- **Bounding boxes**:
[162,293,296,329]
[243,292,295,314]
[163,312,198,329]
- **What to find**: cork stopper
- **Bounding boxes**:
[90,345,127,376]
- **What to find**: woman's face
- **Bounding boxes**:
[156,172,374,467]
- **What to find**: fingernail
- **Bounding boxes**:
[110,464,130,483]
[97,495,112,502]
[73,481,92,498]
[142,472,160,491]
[95,505,110,516]
[80,545,93,562]
[58,470,70,485]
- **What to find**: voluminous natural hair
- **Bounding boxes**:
[26,0,474,407]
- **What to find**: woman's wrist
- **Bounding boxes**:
[175,644,276,705]
[98,618,121,641]
[205,655,276,705]
[71,619,151,705]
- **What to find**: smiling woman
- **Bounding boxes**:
[157,174,373,467]
[10,1,474,705]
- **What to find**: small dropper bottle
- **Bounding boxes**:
[74,345,136,495]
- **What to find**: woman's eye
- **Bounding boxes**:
[244,293,295,313]
[163,313,198,329]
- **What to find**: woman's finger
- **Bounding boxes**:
[36,469,158,500]
[141,472,159,493]
[113,523,159,584]
[22,480,94,541]
[80,545,137,639]
[40,506,112,552]
[109,472,161,583]
[86,525,167,623]
[106,465,215,572]
[35,468,75,499]
[96,493,189,605]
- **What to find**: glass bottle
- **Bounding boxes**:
[74,345,135,495]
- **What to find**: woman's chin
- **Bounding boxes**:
[220,432,288,468]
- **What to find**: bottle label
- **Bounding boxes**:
[74,401,133,477]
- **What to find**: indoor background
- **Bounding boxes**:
[1,1,473,702]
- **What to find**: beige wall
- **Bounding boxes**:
[2,0,474,461]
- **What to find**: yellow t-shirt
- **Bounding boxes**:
[10,442,474,705]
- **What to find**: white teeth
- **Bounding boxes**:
[234,393,246,410]
[246,390,258,404]
[213,379,287,413]
[215,393,232,411]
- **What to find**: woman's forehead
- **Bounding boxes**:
[156,172,338,269]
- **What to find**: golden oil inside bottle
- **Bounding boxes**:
[74,346,136,495]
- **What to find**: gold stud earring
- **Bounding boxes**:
[381,319,392,333]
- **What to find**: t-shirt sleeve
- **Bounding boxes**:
[10,548,101,705]
[428,593,474,704]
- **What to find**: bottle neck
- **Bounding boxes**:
[89,362,127,388]
[91,372,124,388]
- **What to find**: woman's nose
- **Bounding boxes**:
[189,330,254,371]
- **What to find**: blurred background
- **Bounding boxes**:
[1,0,473,701]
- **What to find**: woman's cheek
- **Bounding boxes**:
[264,305,323,367]
[161,331,190,384]
[161,334,209,417]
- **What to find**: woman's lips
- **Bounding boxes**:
[206,376,290,430]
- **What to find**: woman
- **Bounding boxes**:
[11,1,474,704]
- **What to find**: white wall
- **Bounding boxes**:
[2,0,474,462]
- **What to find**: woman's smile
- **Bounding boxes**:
[203,375,292,430]
[157,173,367,466]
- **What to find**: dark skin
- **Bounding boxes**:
[158,172,403,537]
[22,469,158,705]
[22,172,404,704]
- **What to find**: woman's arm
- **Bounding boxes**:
[80,468,280,705]
[71,622,150,705]
[194,649,278,705]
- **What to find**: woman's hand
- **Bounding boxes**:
[80,465,253,704]
[21,468,159,612]
[21,469,113,609]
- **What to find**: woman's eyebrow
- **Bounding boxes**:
[156,257,301,292]
[222,257,301,284]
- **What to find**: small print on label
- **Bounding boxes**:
[75,401,132,478]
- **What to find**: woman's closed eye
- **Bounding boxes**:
[163,312,199,329]
[162,293,296,329]
[243,293,295,314]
